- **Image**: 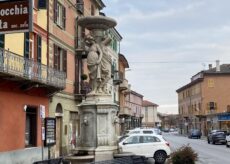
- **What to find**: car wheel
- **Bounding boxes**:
[226,141,230,148]
[212,140,215,145]
[154,151,167,164]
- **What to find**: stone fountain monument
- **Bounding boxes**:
[76,16,118,161]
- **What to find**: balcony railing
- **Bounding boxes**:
[113,71,123,85]
[0,48,66,89]
[120,79,129,91]
[119,107,131,116]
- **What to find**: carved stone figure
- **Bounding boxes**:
[85,34,112,95]
[97,36,112,94]
[85,35,103,94]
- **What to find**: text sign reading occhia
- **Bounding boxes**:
[0,0,30,33]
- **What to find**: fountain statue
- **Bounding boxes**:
[75,15,119,161]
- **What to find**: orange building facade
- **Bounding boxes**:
[177,62,230,136]
[0,0,66,163]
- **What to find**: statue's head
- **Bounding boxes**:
[85,34,96,46]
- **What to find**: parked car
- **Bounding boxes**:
[118,133,171,164]
[162,128,170,133]
[207,130,227,144]
[127,128,162,135]
[188,129,202,139]
[225,132,230,147]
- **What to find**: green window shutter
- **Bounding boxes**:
[24,33,30,58]
[63,49,67,74]
[37,35,42,63]
[62,6,66,29]
[0,34,4,49]
[38,0,47,9]
[54,0,57,23]
[53,44,58,69]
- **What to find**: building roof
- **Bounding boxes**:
[126,90,143,98]
[204,64,230,74]
[176,64,230,93]
[176,78,203,93]
[143,100,158,107]
[119,53,129,68]
[92,0,106,10]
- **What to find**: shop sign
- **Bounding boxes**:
[0,0,32,34]
[40,105,45,119]
[44,117,56,146]
[218,114,230,121]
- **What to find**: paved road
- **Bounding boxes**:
[164,133,230,164]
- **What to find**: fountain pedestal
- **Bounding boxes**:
[75,15,118,161]
[76,95,118,161]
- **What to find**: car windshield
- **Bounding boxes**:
[119,135,129,143]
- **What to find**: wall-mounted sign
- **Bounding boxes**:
[0,0,32,34]
[44,117,56,146]
[218,114,230,121]
[40,105,45,119]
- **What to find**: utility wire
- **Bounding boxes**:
[128,60,228,64]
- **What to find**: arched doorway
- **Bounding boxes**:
[55,103,63,157]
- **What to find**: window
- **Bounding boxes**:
[24,32,30,58]
[0,34,4,49]
[25,107,37,147]
[0,34,4,68]
[143,136,160,143]
[53,44,67,73]
[37,35,42,63]
[145,107,148,122]
[208,79,214,88]
[54,0,66,29]
[125,136,140,144]
[76,0,84,14]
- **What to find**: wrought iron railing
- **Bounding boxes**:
[0,48,66,89]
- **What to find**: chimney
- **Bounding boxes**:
[216,60,220,72]
[208,64,212,70]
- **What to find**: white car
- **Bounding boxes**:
[119,133,171,164]
[127,128,161,135]
[226,133,230,147]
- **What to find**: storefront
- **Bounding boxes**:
[218,113,230,131]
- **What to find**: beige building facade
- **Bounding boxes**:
[142,100,161,128]
[177,62,230,136]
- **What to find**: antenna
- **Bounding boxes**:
[202,63,206,70]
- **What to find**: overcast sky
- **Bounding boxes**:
[103,0,230,114]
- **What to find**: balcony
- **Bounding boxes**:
[113,71,123,85]
[0,48,66,92]
[75,37,87,58]
[119,107,131,116]
[120,79,129,91]
[194,109,206,117]
[207,109,217,115]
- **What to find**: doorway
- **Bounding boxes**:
[55,103,63,157]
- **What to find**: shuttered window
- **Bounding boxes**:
[0,34,4,49]
[38,0,47,9]
[37,35,42,63]
[53,44,67,76]
[24,33,30,59]
[54,0,66,29]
